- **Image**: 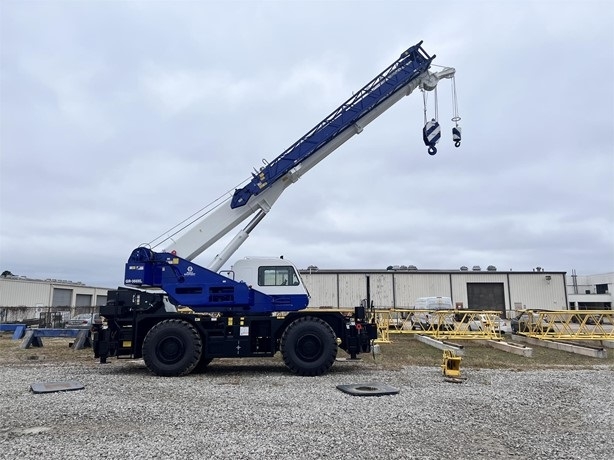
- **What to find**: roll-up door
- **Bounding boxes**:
[467,283,505,313]
[52,288,72,306]
[75,294,92,307]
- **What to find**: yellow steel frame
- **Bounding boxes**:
[370,309,614,343]
[513,310,614,340]
[371,309,506,342]
[307,308,613,343]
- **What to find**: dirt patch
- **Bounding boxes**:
[0,334,96,367]
[1,333,612,371]
[373,335,614,370]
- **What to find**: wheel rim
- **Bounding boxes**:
[156,336,185,364]
[295,333,323,362]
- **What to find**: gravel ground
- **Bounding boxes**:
[0,357,612,460]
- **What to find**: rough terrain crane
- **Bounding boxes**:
[93,41,459,377]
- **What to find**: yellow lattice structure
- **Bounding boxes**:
[512,310,614,340]
[372,309,507,341]
[370,309,614,343]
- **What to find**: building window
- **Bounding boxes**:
[596,284,608,294]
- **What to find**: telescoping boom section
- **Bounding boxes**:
[230,42,434,208]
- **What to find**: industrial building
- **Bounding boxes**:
[298,268,613,317]
[299,266,571,317]
[0,275,108,323]
[1,269,611,323]
[567,271,613,310]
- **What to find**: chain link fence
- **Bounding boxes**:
[0,306,99,328]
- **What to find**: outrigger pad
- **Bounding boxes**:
[336,382,399,397]
[30,381,85,394]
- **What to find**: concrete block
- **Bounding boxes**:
[72,330,92,350]
[511,334,607,358]
[415,334,465,356]
[20,330,43,349]
[486,340,533,357]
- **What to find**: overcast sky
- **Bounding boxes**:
[1,0,613,288]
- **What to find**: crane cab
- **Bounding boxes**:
[228,257,308,298]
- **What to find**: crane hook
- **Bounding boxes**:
[452,125,462,148]
[423,119,441,156]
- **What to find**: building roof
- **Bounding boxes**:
[299,267,567,275]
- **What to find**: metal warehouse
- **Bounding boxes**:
[299,267,568,318]
[2,270,611,324]
[0,276,108,323]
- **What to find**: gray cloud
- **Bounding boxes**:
[1,1,613,288]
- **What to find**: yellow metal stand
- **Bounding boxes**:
[441,350,464,382]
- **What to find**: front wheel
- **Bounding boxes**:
[142,319,202,377]
[280,316,337,376]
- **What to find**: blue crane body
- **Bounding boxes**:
[94,42,458,377]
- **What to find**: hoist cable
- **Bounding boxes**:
[422,87,439,122]
[451,76,461,124]
[433,86,439,121]
[147,177,251,249]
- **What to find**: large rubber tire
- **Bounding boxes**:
[142,319,202,377]
[280,316,337,376]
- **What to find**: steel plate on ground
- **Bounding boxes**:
[30,381,85,394]
[336,382,400,396]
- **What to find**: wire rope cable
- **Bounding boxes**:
[147,176,251,250]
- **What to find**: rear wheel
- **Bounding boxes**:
[142,319,202,377]
[280,316,337,376]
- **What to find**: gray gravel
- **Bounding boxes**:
[0,358,612,460]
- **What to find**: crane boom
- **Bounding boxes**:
[162,41,455,269]
[230,42,434,208]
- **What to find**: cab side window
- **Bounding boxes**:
[258,266,300,286]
